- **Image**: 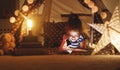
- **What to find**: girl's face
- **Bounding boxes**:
[68,30,79,42]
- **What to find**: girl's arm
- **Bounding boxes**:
[59,35,72,52]
[59,35,68,52]
[79,40,86,49]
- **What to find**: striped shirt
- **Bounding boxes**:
[67,35,84,48]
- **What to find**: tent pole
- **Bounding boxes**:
[90,13,94,46]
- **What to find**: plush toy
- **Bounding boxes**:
[0,33,16,55]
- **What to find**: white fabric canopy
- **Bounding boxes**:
[18,0,119,45]
[102,0,119,13]
[50,0,91,22]
[19,0,117,22]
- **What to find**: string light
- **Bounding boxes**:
[92,6,98,13]
[9,17,16,23]
[100,12,107,19]
[27,0,34,4]
[88,1,95,8]
[84,0,91,4]
[14,10,20,16]
[22,5,29,12]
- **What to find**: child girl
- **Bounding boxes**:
[59,28,87,54]
[59,13,87,54]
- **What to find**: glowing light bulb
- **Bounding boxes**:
[22,5,29,12]
[27,0,34,4]
[92,6,98,13]
[84,0,91,4]
[27,19,33,30]
[9,17,16,23]
[14,10,20,16]
[100,12,107,19]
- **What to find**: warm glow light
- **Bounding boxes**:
[27,0,34,4]
[9,17,16,23]
[88,1,95,8]
[100,12,107,19]
[89,43,96,49]
[84,0,91,4]
[105,21,109,25]
[27,19,32,30]
[22,5,29,12]
[14,10,20,16]
[92,6,98,13]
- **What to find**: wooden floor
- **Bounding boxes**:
[0,55,120,70]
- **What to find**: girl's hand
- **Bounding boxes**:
[63,34,68,41]
[63,46,72,50]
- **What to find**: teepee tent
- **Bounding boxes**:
[10,0,115,47]
[30,0,108,36]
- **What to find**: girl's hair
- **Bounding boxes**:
[65,13,83,34]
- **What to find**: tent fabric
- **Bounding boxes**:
[48,0,93,37]
[29,0,114,39]
[102,0,119,13]
[48,0,113,22]
[50,0,91,22]
[18,0,116,46]
[18,0,116,22]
